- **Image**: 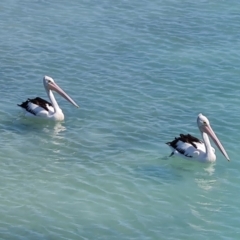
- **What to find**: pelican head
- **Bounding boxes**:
[43,76,79,108]
[197,113,230,161]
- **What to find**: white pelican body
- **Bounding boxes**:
[166,114,230,163]
[18,76,79,121]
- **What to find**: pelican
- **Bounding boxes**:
[166,113,230,162]
[18,76,79,121]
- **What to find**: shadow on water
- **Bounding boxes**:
[135,164,183,183]
[135,155,216,183]
[0,113,66,137]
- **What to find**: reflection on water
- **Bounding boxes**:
[204,164,216,176]
[195,164,216,191]
[195,178,217,191]
[53,122,66,134]
[43,122,66,139]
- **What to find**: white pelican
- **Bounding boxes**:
[18,76,79,121]
[166,113,230,162]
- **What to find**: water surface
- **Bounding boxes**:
[0,0,240,239]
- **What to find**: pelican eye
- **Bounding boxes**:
[203,121,207,125]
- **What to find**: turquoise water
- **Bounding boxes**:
[0,0,240,239]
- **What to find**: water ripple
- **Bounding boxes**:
[0,0,240,239]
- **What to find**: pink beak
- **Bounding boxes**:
[48,81,79,108]
[203,125,230,161]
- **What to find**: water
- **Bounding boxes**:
[0,0,240,239]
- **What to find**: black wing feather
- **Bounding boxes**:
[166,134,202,150]
[18,97,52,115]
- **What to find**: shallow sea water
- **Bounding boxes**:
[1,0,240,239]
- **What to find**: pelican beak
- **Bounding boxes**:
[203,125,230,161]
[48,82,79,108]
